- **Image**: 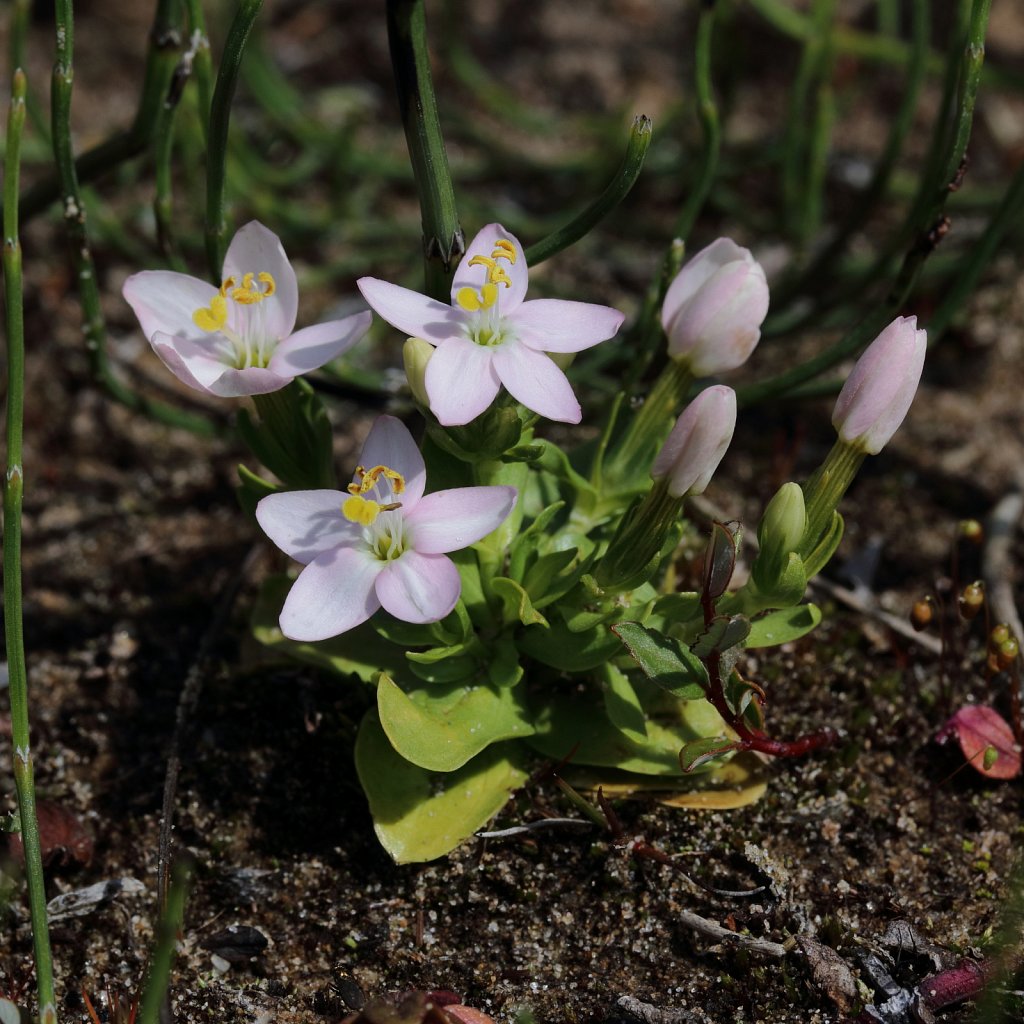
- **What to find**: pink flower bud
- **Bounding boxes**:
[832,316,926,454]
[651,385,737,497]
[661,238,769,375]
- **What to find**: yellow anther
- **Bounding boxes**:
[479,282,498,308]
[258,272,276,297]
[218,276,237,297]
[469,255,497,272]
[493,238,517,263]
[457,287,483,312]
[488,265,511,288]
[343,495,381,526]
[192,293,228,332]
[358,465,406,495]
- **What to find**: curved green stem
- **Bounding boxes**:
[386,0,463,301]
[674,5,720,242]
[183,0,214,143]
[205,0,264,280]
[137,858,193,1024]
[3,69,58,1024]
[525,115,653,266]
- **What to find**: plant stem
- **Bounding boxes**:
[20,0,183,223]
[183,0,214,143]
[674,5,720,242]
[205,0,264,280]
[386,0,463,301]
[524,115,653,267]
[3,68,58,1024]
[137,857,193,1024]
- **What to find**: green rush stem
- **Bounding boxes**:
[183,0,214,143]
[740,0,991,405]
[205,0,264,280]
[386,0,463,301]
[524,114,653,267]
[137,857,193,1024]
[3,70,58,1024]
[769,0,929,312]
[929,157,1024,342]
[9,0,49,140]
[674,5,719,243]
[781,0,836,246]
[50,0,217,437]
[20,0,183,223]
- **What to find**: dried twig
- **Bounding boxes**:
[983,490,1024,643]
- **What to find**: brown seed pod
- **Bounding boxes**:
[910,596,934,631]
[958,519,984,545]
[958,581,985,620]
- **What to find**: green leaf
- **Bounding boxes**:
[518,620,622,671]
[652,591,702,624]
[355,713,528,863]
[492,577,548,627]
[745,603,822,648]
[611,622,708,699]
[678,736,739,772]
[702,521,739,601]
[508,500,566,582]
[523,547,580,607]
[236,463,279,520]
[487,635,524,688]
[502,443,546,463]
[406,656,479,685]
[376,673,534,772]
[692,615,751,659]
[251,576,406,682]
[600,663,647,743]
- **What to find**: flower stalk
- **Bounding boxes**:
[3,68,58,1024]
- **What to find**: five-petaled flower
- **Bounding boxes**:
[122,221,371,397]
[357,224,625,426]
[256,415,517,641]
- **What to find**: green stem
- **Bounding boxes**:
[205,0,264,280]
[386,0,463,301]
[800,440,864,556]
[9,0,48,140]
[183,0,214,143]
[524,115,653,267]
[137,858,192,1024]
[3,69,58,1024]
[674,5,720,242]
[51,0,216,437]
[20,0,183,223]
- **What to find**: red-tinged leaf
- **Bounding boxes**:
[937,706,1021,780]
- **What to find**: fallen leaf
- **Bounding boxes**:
[937,706,1021,779]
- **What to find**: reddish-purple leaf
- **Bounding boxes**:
[937,706,1021,780]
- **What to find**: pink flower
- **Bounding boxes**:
[661,238,769,375]
[651,385,736,497]
[256,415,516,641]
[122,221,370,397]
[832,316,926,454]
[357,224,624,425]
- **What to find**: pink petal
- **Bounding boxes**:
[223,221,298,340]
[123,270,219,343]
[279,546,382,641]
[355,415,427,507]
[375,550,461,623]
[256,490,356,564]
[151,334,225,394]
[937,705,1021,780]
[451,224,528,314]
[424,337,502,426]
[269,311,371,378]
[510,298,624,353]
[405,486,517,554]
[492,341,581,423]
[206,366,292,397]
[661,238,750,328]
[357,277,461,345]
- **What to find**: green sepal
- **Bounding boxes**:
[236,463,279,520]
[501,443,546,464]
[355,713,528,863]
[802,510,845,580]
[611,621,708,700]
[426,403,523,463]
[375,672,534,772]
[745,603,822,648]
[492,577,548,627]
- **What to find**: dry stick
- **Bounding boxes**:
[156,546,261,906]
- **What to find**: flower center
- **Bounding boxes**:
[191,271,278,369]
[455,239,519,349]
[342,464,409,562]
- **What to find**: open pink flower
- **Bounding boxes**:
[122,221,370,397]
[256,415,517,641]
[357,224,624,425]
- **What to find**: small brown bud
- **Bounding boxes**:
[911,597,935,631]
[990,624,1011,650]
[958,581,985,620]
[957,519,984,544]
[996,636,1020,672]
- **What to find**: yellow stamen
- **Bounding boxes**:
[192,293,228,332]
[343,495,381,526]
[258,272,276,296]
[457,287,483,312]
[493,238,517,263]
[357,465,406,495]
[469,255,497,272]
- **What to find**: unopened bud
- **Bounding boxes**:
[402,337,433,407]
[958,581,985,621]
[958,519,984,545]
[753,482,806,590]
[651,385,736,498]
[832,316,927,454]
[661,238,769,375]
[911,596,935,631]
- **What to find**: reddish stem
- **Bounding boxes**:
[917,958,989,1013]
